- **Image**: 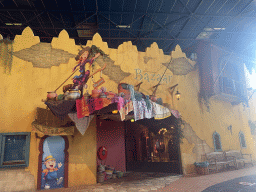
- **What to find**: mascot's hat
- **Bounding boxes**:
[44,155,56,163]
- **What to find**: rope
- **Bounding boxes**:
[152,56,172,96]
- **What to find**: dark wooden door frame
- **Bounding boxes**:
[37,135,69,190]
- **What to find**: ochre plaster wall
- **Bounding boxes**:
[0,26,256,186]
[67,118,97,187]
[0,27,97,187]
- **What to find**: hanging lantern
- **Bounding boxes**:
[112,110,118,114]
[175,90,181,100]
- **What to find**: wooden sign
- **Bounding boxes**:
[93,77,105,88]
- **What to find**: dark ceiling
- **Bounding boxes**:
[1,0,256,70]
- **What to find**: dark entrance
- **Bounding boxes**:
[125,116,182,174]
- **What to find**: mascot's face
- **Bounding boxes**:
[80,51,89,61]
[45,160,56,169]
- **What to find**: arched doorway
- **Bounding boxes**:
[37,136,69,190]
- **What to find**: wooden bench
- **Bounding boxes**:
[203,152,234,172]
[225,150,254,169]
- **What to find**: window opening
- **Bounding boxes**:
[213,132,222,151]
[239,131,247,148]
[0,132,30,168]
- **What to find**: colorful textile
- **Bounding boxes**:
[133,100,155,121]
[68,113,94,135]
[144,95,151,110]
[152,102,172,120]
[87,98,96,114]
[171,109,181,118]
[119,100,134,121]
[109,95,133,121]
[128,84,135,101]
[45,100,76,120]
[112,96,124,111]
[76,96,112,119]
[76,97,90,118]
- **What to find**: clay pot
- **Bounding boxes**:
[83,91,91,100]
[98,164,105,172]
[66,89,80,100]
[112,174,117,179]
[99,92,107,98]
[116,171,123,178]
[47,91,57,100]
[106,92,115,99]
[97,173,105,183]
[91,89,102,98]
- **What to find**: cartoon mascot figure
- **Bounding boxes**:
[42,155,63,189]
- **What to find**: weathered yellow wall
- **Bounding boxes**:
[0,27,97,187]
[0,26,256,186]
[67,118,97,187]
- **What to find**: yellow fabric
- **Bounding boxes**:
[31,121,75,136]
[152,102,172,120]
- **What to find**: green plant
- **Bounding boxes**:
[198,90,210,112]
[0,39,13,74]
[91,45,108,59]
[173,118,184,144]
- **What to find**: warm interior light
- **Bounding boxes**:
[130,119,135,122]
[158,128,167,134]
[112,110,118,114]
[175,90,181,100]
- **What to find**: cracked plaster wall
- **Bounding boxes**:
[180,120,213,174]
[1,26,256,182]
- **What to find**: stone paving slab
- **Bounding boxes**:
[74,174,181,192]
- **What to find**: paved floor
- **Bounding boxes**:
[44,172,181,192]
[45,166,256,192]
[202,175,256,192]
[159,166,256,192]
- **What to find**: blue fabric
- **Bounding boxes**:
[134,92,143,101]
[145,95,151,110]
[128,84,135,101]
[44,171,59,189]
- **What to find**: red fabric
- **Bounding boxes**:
[76,97,114,119]
[94,98,103,110]
[76,96,90,118]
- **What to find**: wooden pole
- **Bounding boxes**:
[54,68,79,92]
